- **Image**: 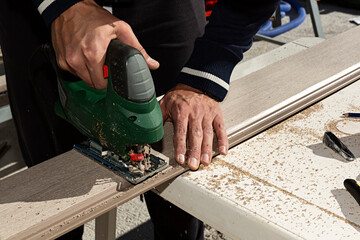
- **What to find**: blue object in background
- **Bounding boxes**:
[258,0,306,37]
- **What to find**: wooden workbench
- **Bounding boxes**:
[1,26,360,239]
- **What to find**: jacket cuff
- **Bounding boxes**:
[176,39,241,101]
[34,0,82,27]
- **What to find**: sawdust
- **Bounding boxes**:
[264,103,324,137]
[265,124,322,143]
[204,224,227,240]
[94,178,113,185]
[349,104,360,112]
[264,120,287,135]
[326,119,348,136]
[327,119,360,136]
[204,158,360,229]
[297,102,324,119]
[95,121,107,147]
[291,126,322,141]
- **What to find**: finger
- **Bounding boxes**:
[173,113,188,165]
[58,50,94,87]
[57,55,73,73]
[85,52,108,89]
[159,98,169,123]
[213,114,228,155]
[87,64,107,89]
[201,117,214,166]
[80,37,110,89]
[55,45,74,74]
[187,118,203,170]
[74,68,93,88]
[114,22,159,70]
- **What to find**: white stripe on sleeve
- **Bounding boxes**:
[181,67,229,91]
[38,0,55,14]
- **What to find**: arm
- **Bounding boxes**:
[32,0,159,89]
[32,0,82,27]
[160,0,279,170]
[178,0,280,101]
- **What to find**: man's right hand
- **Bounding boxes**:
[51,0,159,89]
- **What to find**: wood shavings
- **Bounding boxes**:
[199,157,360,230]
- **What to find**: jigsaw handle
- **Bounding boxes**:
[104,40,156,103]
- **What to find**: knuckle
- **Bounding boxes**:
[64,52,79,69]
[81,43,99,63]
[176,128,187,137]
[116,20,132,33]
[189,105,205,121]
[177,101,189,113]
[121,21,132,30]
[82,48,96,63]
[203,126,213,135]
[175,124,187,136]
[192,104,200,116]
[174,111,184,121]
[215,121,226,131]
[95,80,107,89]
[57,57,68,70]
[189,125,202,137]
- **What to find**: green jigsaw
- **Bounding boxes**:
[45,40,167,184]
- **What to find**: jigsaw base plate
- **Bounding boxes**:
[74,140,168,184]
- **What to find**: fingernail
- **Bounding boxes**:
[201,154,210,165]
[177,154,185,164]
[219,146,227,155]
[189,157,198,169]
[147,57,160,68]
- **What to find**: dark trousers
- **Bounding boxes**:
[0,0,206,239]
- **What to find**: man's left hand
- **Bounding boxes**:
[160,83,228,170]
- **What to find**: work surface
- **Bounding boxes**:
[158,80,360,240]
[1,26,360,239]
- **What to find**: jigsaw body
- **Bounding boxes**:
[47,40,166,184]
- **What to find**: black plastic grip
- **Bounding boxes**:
[105,40,140,99]
[344,178,360,206]
[105,39,155,102]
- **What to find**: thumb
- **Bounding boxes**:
[135,46,159,70]
[144,55,160,70]
[115,22,160,70]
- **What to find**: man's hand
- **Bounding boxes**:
[51,0,159,89]
[160,84,229,170]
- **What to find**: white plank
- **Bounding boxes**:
[157,76,360,240]
[224,26,360,148]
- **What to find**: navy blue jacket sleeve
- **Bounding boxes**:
[177,0,279,101]
[32,0,82,27]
